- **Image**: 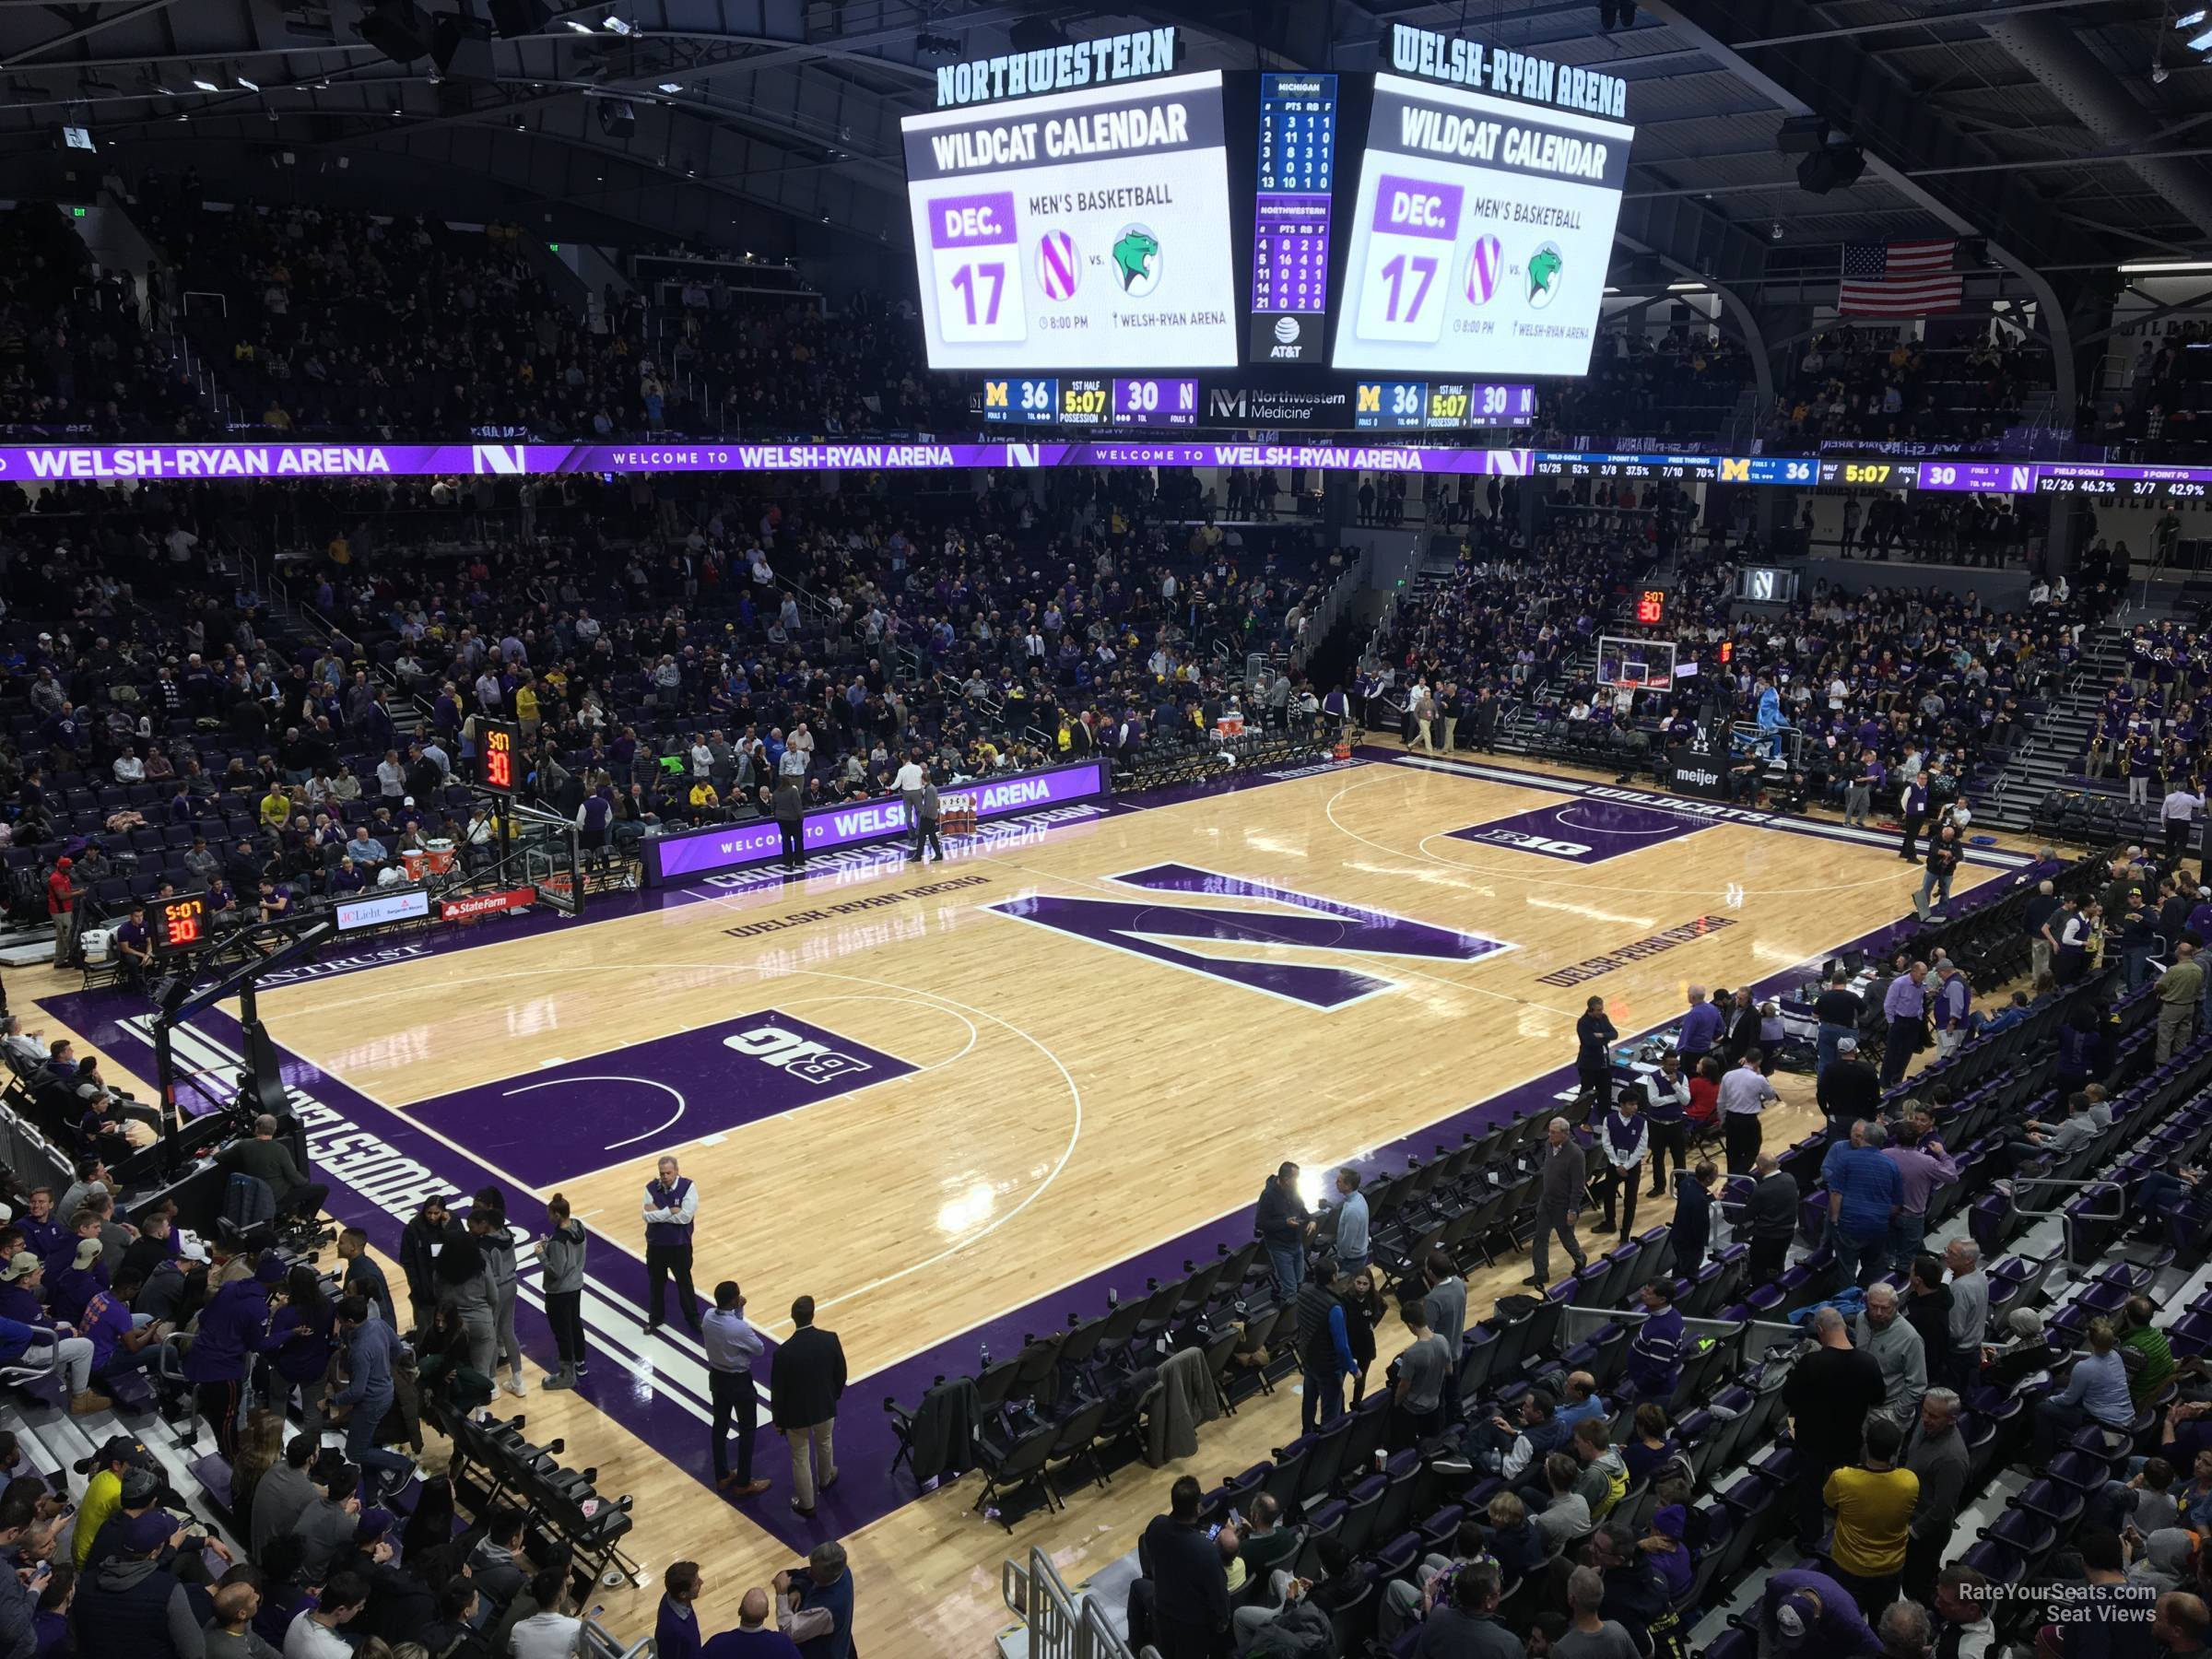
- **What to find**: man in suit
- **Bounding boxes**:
[772,777,805,871]
[770,1295,846,1517]
[642,1156,702,1336]
[1526,1117,1588,1288]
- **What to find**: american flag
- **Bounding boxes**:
[1837,239,1962,317]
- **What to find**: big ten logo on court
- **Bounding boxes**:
[1468,828,1591,859]
[724,1023,874,1088]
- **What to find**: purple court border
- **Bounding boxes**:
[32,747,2046,1551]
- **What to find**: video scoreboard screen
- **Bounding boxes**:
[1331,73,1632,378]
[982,375,1199,426]
[1353,380,1535,429]
[904,30,1642,405]
[1248,73,1338,364]
[900,69,1239,371]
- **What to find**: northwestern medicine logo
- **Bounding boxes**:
[1112,225,1162,295]
[1037,229,1081,300]
[991,863,1508,1009]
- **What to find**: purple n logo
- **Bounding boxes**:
[989,864,1510,1009]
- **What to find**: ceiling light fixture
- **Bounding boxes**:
[191,78,218,91]
[656,81,682,93]
[236,76,259,90]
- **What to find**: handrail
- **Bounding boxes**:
[999,1546,1148,1659]
[2000,1171,2127,1265]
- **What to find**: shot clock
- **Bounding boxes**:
[150,892,213,957]
[480,719,521,797]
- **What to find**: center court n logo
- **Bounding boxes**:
[989,864,1509,1010]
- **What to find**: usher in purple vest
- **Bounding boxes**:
[646,1178,695,1249]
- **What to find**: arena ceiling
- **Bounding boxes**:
[0,0,2202,296]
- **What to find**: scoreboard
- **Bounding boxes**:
[1353,380,1535,429]
[1247,73,1338,364]
[983,375,1198,426]
[900,70,1240,371]
[1333,74,1633,378]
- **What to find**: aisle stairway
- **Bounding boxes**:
[1980,620,2136,830]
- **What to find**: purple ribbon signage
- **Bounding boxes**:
[643,759,1112,885]
[0,441,2201,497]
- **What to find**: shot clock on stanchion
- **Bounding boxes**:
[480,719,521,798]
[149,891,213,958]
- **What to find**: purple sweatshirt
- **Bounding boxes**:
[1884,1143,1959,1218]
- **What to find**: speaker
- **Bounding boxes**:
[358,0,433,63]
[595,98,635,139]
[1776,115,1829,155]
[489,0,552,36]
[432,12,496,79]
[1797,142,1865,194]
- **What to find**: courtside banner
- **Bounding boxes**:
[439,887,538,922]
[645,759,1112,886]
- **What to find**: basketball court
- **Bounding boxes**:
[33,747,2036,1651]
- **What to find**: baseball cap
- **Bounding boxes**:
[54,857,70,869]
[0,1253,37,1284]
[71,1434,153,1476]
[122,1510,174,1556]
[1837,1037,1858,1053]
[356,1506,395,1541]
[1774,1593,1819,1646]
[253,1252,287,1285]
[71,1238,100,1270]
[118,1465,160,1505]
